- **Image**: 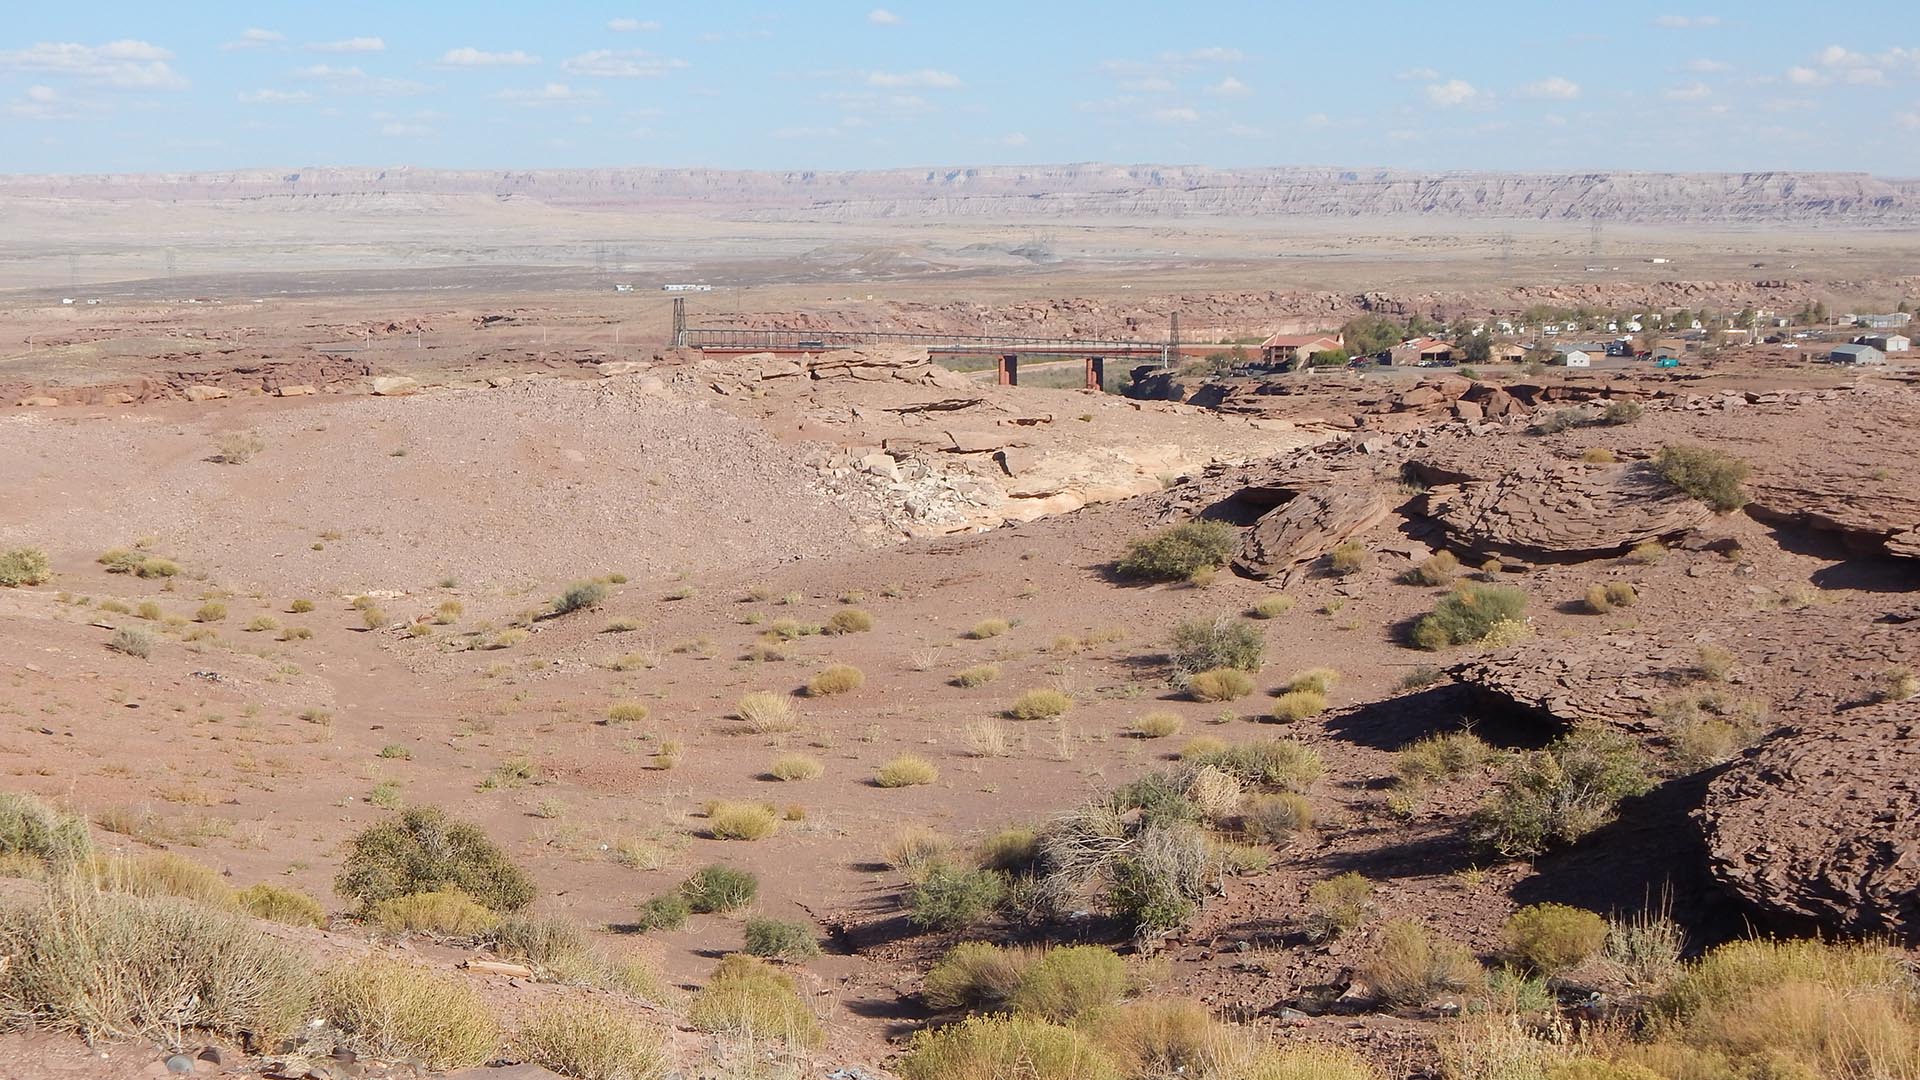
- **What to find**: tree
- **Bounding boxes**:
[1812,300,1828,324]
[1462,332,1493,364]
[1673,308,1694,329]
[1448,317,1478,342]
[1307,348,1350,368]
[1737,305,1756,329]
[1340,314,1404,357]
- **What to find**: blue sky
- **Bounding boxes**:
[2,1,1917,175]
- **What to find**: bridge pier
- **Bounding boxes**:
[1084,356,1105,391]
[997,354,1019,386]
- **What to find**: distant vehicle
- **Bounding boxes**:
[1346,358,1372,370]
[1655,357,1681,369]
[796,339,825,349]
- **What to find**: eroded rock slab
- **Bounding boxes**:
[1233,484,1390,579]
[1698,699,1920,941]
[1452,634,1709,732]
[1420,462,1710,561]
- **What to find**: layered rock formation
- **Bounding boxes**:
[1419,462,1712,562]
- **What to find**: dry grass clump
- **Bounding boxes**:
[1395,730,1494,788]
[210,431,265,464]
[1242,793,1313,844]
[1009,945,1134,1022]
[0,792,93,875]
[1329,539,1369,576]
[882,825,954,873]
[604,699,651,724]
[1269,689,1329,723]
[1873,665,1918,703]
[876,755,940,788]
[681,865,758,913]
[1238,1045,1381,1080]
[964,718,1017,757]
[1186,668,1254,703]
[1184,739,1323,792]
[1010,688,1074,720]
[550,579,607,616]
[900,1014,1121,1080]
[1132,712,1185,739]
[1693,644,1737,682]
[1407,550,1460,586]
[806,663,865,696]
[1305,872,1373,941]
[335,806,534,913]
[1628,540,1668,564]
[324,957,499,1070]
[735,691,799,733]
[235,883,326,928]
[106,626,154,659]
[93,852,234,907]
[1250,594,1296,619]
[1360,919,1481,1005]
[0,548,51,587]
[967,618,1011,640]
[1502,903,1607,975]
[768,753,824,781]
[1181,766,1244,824]
[923,941,1037,1011]
[1094,997,1233,1079]
[1179,736,1228,761]
[1584,581,1639,614]
[704,801,779,840]
[0,885,315,1044]
[687,954,823,1048]
[952,663,1002,688]
[370,889,500,938]
[1582,447,1620,463]
[826,608,874,635]
[1657,690,1770,770]
[1285,667,1340,695]
[515,998,665,1080]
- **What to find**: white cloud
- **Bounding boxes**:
[560,50,688,78]
[310,37,385,53]
[1897,110,1920,130]
[1124,77,1175,93]
[1654,14,1721,28]
[1786,65,1823,85]
[1521,75,1581,99]
[772,125,841,139]
[1168,47,1243,63]
[294,64,429,96]
[439,47,540,67]
[1303,112,1330,129]
[1000,132,1028,146]
[1424,78,1482,106]
[1205,76,1252,98]
[607,18,661,32]
[239,88,315,104]
[1687,57,1731,73]
[1149,105,1199,123]
[379,121,432,137]
[492,82,600,105]
[0,40,187,89]
[6,84,76,119]
[222,28,285,51]
[1664,81,1712,100]
[867,68,962,88]
[868,8,902,25]
[1396,66,1440,81]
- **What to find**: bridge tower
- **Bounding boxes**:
[671,297,687,347]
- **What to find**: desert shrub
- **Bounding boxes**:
[967,618,1011,639]
[1186,668,1253,703]
[877,755,940,788]
[133,600,162,620]
[1168,615,1264,676]
[924,942,1034,1011]
[605,699,650,724]
[825,609,875,636]
[1182,766,1245,824]
[1243,793,1313,843]
[1250,594,1296,619]
[901,1014,1121,1080]
[1009,688,1073,720]
[1627,540,1667,564]
[882,825,953,873]
[1269,689,1329,723]
[977,826,1042,874]
[1503,903,1608,975]
[515,998,664,1080]
[0,792,93,873]
[1581,447,1621,464]
[106,626,153,659]
[1473,727,1655,857]
[1117,520,1238,582]
[1185,739,1322,792]
[683,865,757,913]
[1653,444,1750,512]
[687,953,823,1047]
[289,598,316,613]
[487,912,590,970]
[1602,909,1686,991]
[210,432,265,464]
[1286,667,1340,695]
[632,894,691,932]
[1874,665,1919,703]
[0,548,51,587]
[0,886,314,1043]
[806,663,865,696]
[1328,539,1369,576]
[1132,711,1185,739]
[1237,1045,1381,1080]
[1011,946,1133,1022]
[964,718,1016,757]
[136,556,180,578]
[335,806,535,912]
[1692,645,1736,682]
[1584,581,1639,614]
[370,889,500,937]
[1095,998,1231,1079]
[768,753,824,781]
[909,863,1008,930]
[1105,825,1216,936]
[744,916,821,962]
[324,957,498,1070]
[1531,408,1585,434]
[1305,872,1373,941]
[1408,550,1461,586]
[1180,735,1229,761]
[1396,731,1494,788]
[1362,919,1482,1005]
[93,852,233,907]
[1411,583,1529,650]
[705,801,778,840]
[235,883,326,928]
[550,580,607,616]
[734,691,799,734]
[1657,689,1770,770]
[1599,399,1644,425]
[952,663,1002,688]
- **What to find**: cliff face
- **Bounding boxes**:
[1,165,1916,223]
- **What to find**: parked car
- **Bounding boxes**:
[1655,357,1680,369]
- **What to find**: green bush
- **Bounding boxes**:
[923,942,1034,1011]
[687,953,823,1047]
[324,957,499,1070]
[0,791,93,873]
[1411,583,1529,650]
[1185,668,1253,702]
[335,806,535,913]
[1361,919,1481,1005]
[1242,793,1313,843]
[515,998,664,1080]
[235,883,326,928]
[1652,444,1750,512]
[909,862,1008,930]
[1473,727,1654,857]
[743,916,821,962]
[682,865,757,913]
[1117,520,1238,582]
[1503,903,1608,975]
[1269,689,1328,723]
[1305,872,1372,941]
[1105,826,1215,936]
[1010,946,1133,1023]
[550,580,608,616]
[0,548,51,587]
[977,826,1041,875]
[1184,739,1323,792]
[1396,731,1494,788]
[901,1015,1121,1080]
[1167,615,1264,676]
[632,894,691,932]
[1250,594,1296,619]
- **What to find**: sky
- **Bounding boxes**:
[2,1,1917,176]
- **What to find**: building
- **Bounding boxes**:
[1556,348,1593,367]
[1258,332,1343,367]
[1862,334,1911,353]
[1490,343,1529,362]
[1389,337,1455,366]
[1826,343,1887,365]
[1859,313,1912,330]
[660,283,713,293]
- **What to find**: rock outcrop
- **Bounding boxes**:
[1234,485,1391,579]
[1453,634,1708,732]
[1698,699,1920,941]
[1419,462,1712,561]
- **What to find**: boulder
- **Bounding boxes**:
[1420,462,1711,561]
[182,384,230,401]
[1698,699,1920,941]
[368,376,418,396]
[274,384,317,397]
[1453,634,1709,732]
[14,396,59,407]
[1233,484,1391,579]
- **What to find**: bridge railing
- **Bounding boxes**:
[677,325,1171,354]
